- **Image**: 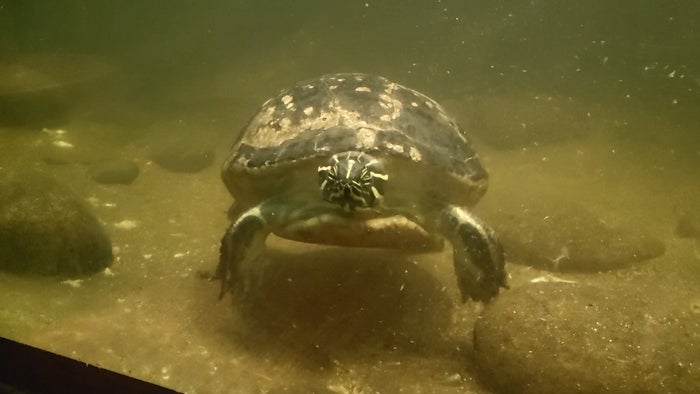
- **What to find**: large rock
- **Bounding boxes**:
[231,247,453,353]
[479,194,665,272]
[0,171,113,276]
[473,281,700,393]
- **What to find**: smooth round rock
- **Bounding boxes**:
[0,171,113,276]
[89,159,140,185]
[39,143,91,165]
[479,195,665,272]
[232,247,453,352]
[152,142,214,173]
[149,119,216,173]
[473,282,700,393]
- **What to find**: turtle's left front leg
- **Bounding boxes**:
[216,205,271,299]
[438,205,508,302]
[216,199,328,299]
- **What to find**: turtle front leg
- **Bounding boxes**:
[216,205,270,299]
[438,205,508,302]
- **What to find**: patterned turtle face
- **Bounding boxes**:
[318,151,388,210]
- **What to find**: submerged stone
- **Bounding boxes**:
[0,171,113,276]
[39,142,92,165]
[473,282,700,393]
[149,119,216,173]
[479,194,665,272]
[89,159,140,185]
[231,247,453,353]
[152,142,215,173]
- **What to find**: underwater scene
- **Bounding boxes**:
[0,1,699,393]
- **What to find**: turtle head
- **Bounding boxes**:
[318,151,388,210]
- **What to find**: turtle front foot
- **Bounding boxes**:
[216,206,270,299]
[439,205,508,302]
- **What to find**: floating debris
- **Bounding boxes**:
[61,279,83,288]
[530,274,577,284]
[86,196,116,208]
[52,140,74,149]
[114,219,139,230]
[86,196,100,207]
[41,128,67,137]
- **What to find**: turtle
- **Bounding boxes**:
[216,73,507,302]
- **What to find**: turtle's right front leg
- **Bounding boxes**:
[217,206,270,299]
[437,205,508,302]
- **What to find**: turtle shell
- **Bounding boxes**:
[223,73,488,205]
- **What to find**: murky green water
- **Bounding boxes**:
[1,2,699,393]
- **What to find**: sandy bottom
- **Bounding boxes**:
[0,95,698,393]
